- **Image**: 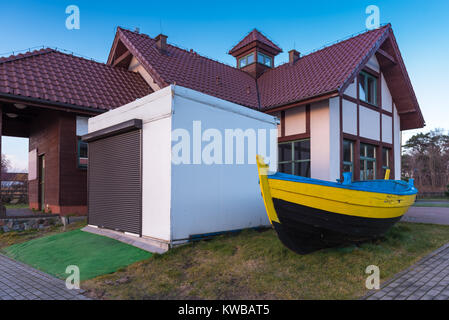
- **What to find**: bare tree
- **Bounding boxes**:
[1,154,10,174]
[402,129,449,193]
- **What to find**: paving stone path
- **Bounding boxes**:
[402,207,449,225]
[364,243,449,300]
[0,254,89,300]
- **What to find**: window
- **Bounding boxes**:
[257,52,273,67]
[278,139,310,177]
[382,147,390,178]
[343,139,354,178]
[78,138,88,168]
[360,143,376,180]
[238,53,255,68]
[359,71,377,105]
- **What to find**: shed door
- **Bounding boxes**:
[88,129,142,235]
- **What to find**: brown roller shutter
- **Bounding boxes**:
[87,129,142,235]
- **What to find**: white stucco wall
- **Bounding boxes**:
[170,86,277,241]
[310,98,340,182]
[381,114,393,144]
[381,74,393,112]
[343,79,357,98]
[366,55,380,72]
[359,106,380,141]
[393,104,401,179]
[284,106,306,135]
[342,99,357,135]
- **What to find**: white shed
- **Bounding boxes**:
[83,85,278,250]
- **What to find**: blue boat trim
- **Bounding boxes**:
[268,172,418,196]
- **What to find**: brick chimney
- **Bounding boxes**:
[289,49,300,64]
[155,34,168,52]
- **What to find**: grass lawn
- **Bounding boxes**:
[0,220,87,250]
[82,222,449,300]
[1,229,152,281]
[416,198,449,201]
[3,203,29,209]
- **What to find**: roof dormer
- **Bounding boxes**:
[229,29,282,78]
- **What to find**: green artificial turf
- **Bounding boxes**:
[2,229,152,280]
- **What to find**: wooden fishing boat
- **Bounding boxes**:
[256,155,417,254]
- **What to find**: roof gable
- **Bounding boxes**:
[374,30,425,129]
[111,27,260,108]
[228,28,282,55]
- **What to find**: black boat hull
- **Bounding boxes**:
[272,198,402,254]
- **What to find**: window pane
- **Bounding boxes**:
[343,164,352,174]
[293,140,310,161]
[265,56,272,67]
[366,144,376,158]
[278,143,292,162]
[382,148,389,167]
[359,73,366,101]
[366,160,376,180]
[367,76,376,104]
[294,161,310,177]
[79,141,88,167]
[343,140,353,162]
[79,141,87,157]
[247,53,254,64]
[279,163,292,174]
[360,160,365,180]
[239,58,246,68]
[257,53,264,64]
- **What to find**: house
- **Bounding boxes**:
[0,23,424,218]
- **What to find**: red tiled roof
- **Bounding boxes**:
[115,26,390,111]
[258,25,390,110]
[116,28,259,108]
[228,28,282,55]
[0,48,152,111]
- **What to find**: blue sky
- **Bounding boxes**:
[1,0,448,172]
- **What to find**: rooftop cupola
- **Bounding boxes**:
[229,29,282,78]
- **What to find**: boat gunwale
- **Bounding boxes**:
[270,187,415,212]
[268,173,418,196]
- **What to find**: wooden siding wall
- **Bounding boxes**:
[59,113,88,211]
[28,110,60,210]
[28,110,88,214]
